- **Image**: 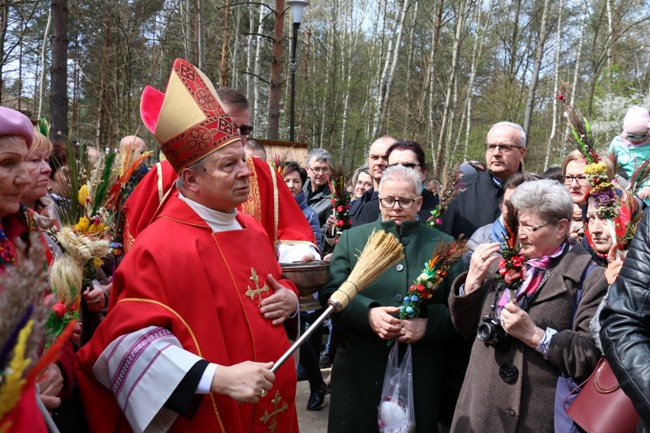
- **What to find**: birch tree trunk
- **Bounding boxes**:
[267,0,284,140]
[522,0,551,135]
[563,1,588,145]
[426,0,444,162]
[463,0,493,161]
[219,0,230,86]
[544,0,564,171]
[38,8,52,117]
[372,0,410,138]
[433,0,466,178]
[0,2,8,103]
[253,2,265,130]
[231,4,241,87]
[196,0,203,69]
[403,0,418,137]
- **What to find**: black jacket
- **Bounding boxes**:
[600,208,650,426]
[440,171,503,239]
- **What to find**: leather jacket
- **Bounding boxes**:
[600,208,650,426]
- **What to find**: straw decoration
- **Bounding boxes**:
[328,230,404,311]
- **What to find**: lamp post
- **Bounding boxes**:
[288,0,308,142]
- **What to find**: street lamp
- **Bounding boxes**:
[288,0,309,142]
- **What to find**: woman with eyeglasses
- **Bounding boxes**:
[385,140,439,222]
[320,165,465,433]
[448,179,608,433]
[609,106,650,205]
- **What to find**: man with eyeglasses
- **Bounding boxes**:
[440,121,527,240]
[349,135,397,226]
[608,105,650,206]
[303,148,334,228]
[437,121,526,429]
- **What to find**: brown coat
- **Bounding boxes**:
[449,242,607,433]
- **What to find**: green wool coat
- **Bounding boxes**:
[320,220,466,433]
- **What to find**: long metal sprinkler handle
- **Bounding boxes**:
[271,304,336,373]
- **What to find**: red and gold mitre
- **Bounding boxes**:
[140,58,240,173]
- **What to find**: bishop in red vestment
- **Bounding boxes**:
[75,59,300,433]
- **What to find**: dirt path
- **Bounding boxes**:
[296,369,329,433]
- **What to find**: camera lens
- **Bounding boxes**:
[477,322,494,342]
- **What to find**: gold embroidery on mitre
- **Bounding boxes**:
[245,267,270,304]
[259,390,289,433]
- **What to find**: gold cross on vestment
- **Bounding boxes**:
[245,267,270,303]
[259,390,288,433]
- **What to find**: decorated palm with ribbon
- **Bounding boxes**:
[47,140,150,340]
[558,92,629,251]
[328,176,352,238]
[496,201,526,302]
[426,163,465,229]
[399,239,467,319]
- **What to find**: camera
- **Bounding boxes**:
[477,316,508,347]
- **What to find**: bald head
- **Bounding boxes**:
[120,135,147,154]
[367,135,397,188]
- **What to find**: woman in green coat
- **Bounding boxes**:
[320,165,465,433]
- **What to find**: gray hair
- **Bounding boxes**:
[509,179,573,222]
[306,148,333,166]
[176,157,206,191]
[489,121,527,148]
[378,165,422,195]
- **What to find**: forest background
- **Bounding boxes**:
[2,0,650,178]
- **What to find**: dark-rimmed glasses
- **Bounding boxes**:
[563,175,588,185]
[379,197,419,209]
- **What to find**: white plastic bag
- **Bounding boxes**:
[378,343,415,433]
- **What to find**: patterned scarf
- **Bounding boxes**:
[0,222,17,268]
[497,242,566,312]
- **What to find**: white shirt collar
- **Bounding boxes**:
[178,193,242,232]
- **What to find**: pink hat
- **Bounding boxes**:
[623,106,650,135]
[0,106,33,148]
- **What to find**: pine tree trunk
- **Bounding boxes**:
[0,2,9,103]
[267,0,284,140]
[50,0,69,139]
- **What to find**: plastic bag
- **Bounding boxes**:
[378,343,415,433]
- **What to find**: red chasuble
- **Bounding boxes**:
[122,158,315,253]
[76,196,299,433]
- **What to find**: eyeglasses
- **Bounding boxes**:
[485,143,524,153]
[379,197,419,209]
[519,219,560,234]
[626,133,648,141]
[307,165,331,174]
[237,125,254,135]
[563,175,588,185]
[387,163,420,169]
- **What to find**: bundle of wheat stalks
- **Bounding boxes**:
[329,230,405,311]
